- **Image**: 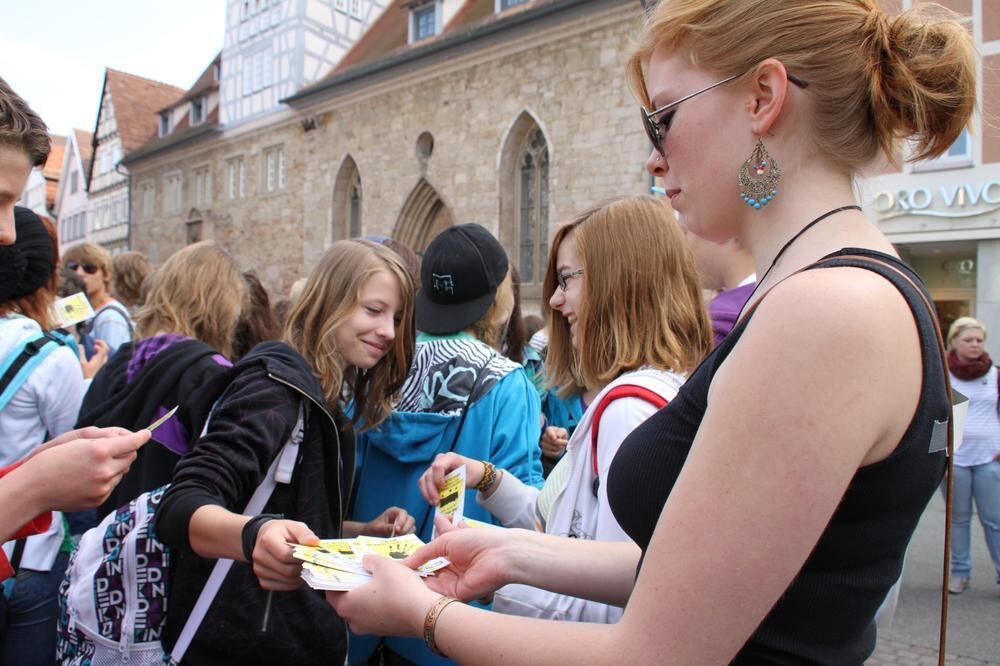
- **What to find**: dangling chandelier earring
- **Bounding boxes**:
[739,137,781,209]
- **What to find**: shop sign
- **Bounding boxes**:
[873,180,1000,220]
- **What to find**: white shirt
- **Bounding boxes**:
[478,367,685,623]
[0,315,86,571]
[950,367,1000,467]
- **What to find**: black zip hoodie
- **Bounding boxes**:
[155,341,354,665]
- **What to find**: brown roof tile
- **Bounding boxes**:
[122,105,221,165]
[320,0,544,82]
[172,52,222,108]
[331,0,411,74]
[73,129,94,174]
[43,135,66,212]
[103,68,185,154]
[43,135,66,180]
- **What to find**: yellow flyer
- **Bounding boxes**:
[434,464,466,529]
[49,292,94,329]
[352,534,423,560]
[317,538,359,558]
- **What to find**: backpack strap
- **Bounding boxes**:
[0,332,70,411]
[169,400,306,664]
[87,302,134,337]
[589,384,668,497]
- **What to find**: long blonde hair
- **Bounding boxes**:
[627,0,976,170]
[464,268,514,351]
[135,241,247,359]
[544,196,712,396]
[284,240,416,429]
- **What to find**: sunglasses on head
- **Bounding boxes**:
[642,70,809,157]
[66,261,99,275]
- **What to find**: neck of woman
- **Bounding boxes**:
[739,166,879,293]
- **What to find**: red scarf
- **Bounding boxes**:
[948,350,1000,414]
[947,349,993,380]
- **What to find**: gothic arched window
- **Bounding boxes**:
[517,128,549,284]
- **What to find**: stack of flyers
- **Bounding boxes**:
[292,534,451,591]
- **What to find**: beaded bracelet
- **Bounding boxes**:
[423,596,460,657]
[475,460,498,493]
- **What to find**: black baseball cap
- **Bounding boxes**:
[416,223,509,334]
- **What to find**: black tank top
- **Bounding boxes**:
[608,249,949,664]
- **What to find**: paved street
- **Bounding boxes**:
[869,492,1000,665]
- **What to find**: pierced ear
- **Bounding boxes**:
[747,58,789,137]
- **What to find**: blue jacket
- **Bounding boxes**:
[350,333,543,664]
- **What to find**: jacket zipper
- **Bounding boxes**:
[267,374,345,527]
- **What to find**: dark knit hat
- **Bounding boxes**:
[0,207,55,303]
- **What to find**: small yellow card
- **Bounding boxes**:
[435,464,466,524]
[49,292,94,329]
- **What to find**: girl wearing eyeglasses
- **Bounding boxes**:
[417,196,711,624]
[327,1,976,663]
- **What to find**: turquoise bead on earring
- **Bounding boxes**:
[738,138,781,209]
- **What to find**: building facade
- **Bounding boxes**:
[219,0,389,126]
[54,129,93,252]
[86,69,184,254]
[858,0,1000,358]
[127,0,650,312]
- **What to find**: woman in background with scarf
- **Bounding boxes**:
[945,316,1000,595]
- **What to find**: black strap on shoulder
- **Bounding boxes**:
[10,538,26,574]
[0,332,67,397]
[806,251,954,666]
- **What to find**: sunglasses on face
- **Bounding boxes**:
[66,261,99,275]
[642,71,810,157]
[556,269,584,292]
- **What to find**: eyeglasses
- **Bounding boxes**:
[556,269,584,291]
[642,71,809,156]
[66,261,99,275]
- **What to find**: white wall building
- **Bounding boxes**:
[86,69,184,254]
[219,0,389,126]
[54,129,93,252]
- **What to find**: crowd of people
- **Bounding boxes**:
[0,0,992,664]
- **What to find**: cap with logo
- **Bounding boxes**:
[416,223,509,334]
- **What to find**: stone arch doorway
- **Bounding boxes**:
[392,178,453,253]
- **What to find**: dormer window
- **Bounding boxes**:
[409,2,438,42]
[159,111,172,137]
[213,63,221,81]
[191,97,205,126]
[496,0,529,10]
